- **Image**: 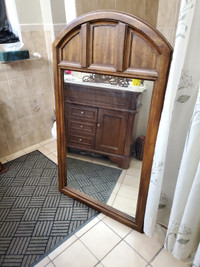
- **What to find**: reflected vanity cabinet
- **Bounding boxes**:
[64,82,141,169]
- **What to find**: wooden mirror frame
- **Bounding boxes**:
[53,10,172,232]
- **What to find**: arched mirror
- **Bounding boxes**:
[53,10,172,232]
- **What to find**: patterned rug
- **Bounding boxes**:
[0,150,121,267]
[67,157,122,203]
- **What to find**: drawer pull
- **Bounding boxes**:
[81,111,84,114]
[97,123,101,127]
[80,125,83,128]
[79,138,82,142]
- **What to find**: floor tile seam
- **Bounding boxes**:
[48,236,78,262]
[79,236,102,263]
[148,245,164,265]
[79,232,123,264]
[101,219,132,240]
[75,218,101,239]
[123,238,150,264]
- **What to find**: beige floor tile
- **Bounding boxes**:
[23,143,41,153]
[38,146,51,156]
[95,263,104,267]
[116,170,127,183]
[80,221,121,260]
[0,157,8,164]
[39,137,55,146]
[47,153,57,164]
[126,166,141,177]
[48,235,78,260]
[43,142,57,153]
[34,256,51,267]
[123,174,140,187]
[101,241,147,267]
[111,182,121,195]
[125,230,163,262]
[106,193,116,206]
[151,248,191,267]
[103,216,132,238]
[97,213,106,220]
[112,195,137,217]
[53,240,98,267]
[5,150,26,161]
[130,158,143,169]
[117,184,139,200]
[45,263,54,267]
[75,217,100,238]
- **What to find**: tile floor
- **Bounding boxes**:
[0,138,190,267]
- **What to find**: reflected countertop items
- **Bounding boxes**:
[64,73,146,93]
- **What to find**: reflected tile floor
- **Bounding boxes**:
[0,138,190,267]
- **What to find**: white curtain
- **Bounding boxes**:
[144,0,200,264]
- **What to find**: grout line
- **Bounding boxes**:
[148,245,164,265]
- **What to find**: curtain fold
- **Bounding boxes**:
[144,0,200,264]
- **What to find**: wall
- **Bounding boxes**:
[0,1,55,158]
[75,0,159,27]
[156,0,181,46]
[0,0,180,158]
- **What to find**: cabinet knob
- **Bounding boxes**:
[79,138,82,142]
[97,123,100,127]
[81,111,84,114]
[80,125,83,128]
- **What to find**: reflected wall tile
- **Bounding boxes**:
[0,122,9,157]
[175,0,181,27]
[3,119,21,141]
[97,0,115,9]
[32,111,46,130]
[29,96,43,115]
[38,73,53,93]
[5,61,24,80]
[31,31,47,55]
[157,0,177,28]
[157,27,174,46]
[76,0,98,16]
[7,136,23,154]
[9,78,27,99]
[145,0,159,27]
[14,98,31,118]
[41,92,54,110]
[18,115,34,136]
[0,64,7,81]
[34,126,51,142]
[24,76,42,97]
[131,0,146,19]
[116,0,132,13]
[44,108,54,125]
[21,132,36,148]
[0,81,12,104]
[0,103,17,123]
[21,32,35,53]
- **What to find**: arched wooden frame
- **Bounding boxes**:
[53,10,172,232]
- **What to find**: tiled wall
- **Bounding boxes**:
[157,0,181,46]
[76,0,159,27]
[0,1,181,158]
[0,30,54,157]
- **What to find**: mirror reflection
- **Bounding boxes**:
[64,70,153,217]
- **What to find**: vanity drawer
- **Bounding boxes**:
[69,120,96,135]
[68,133,95,148]
[68,104,97,122]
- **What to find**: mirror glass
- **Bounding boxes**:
[64,70,153,217]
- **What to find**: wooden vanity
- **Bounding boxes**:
[64,81,142,168]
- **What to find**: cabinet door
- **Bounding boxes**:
[95,109,128,155]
